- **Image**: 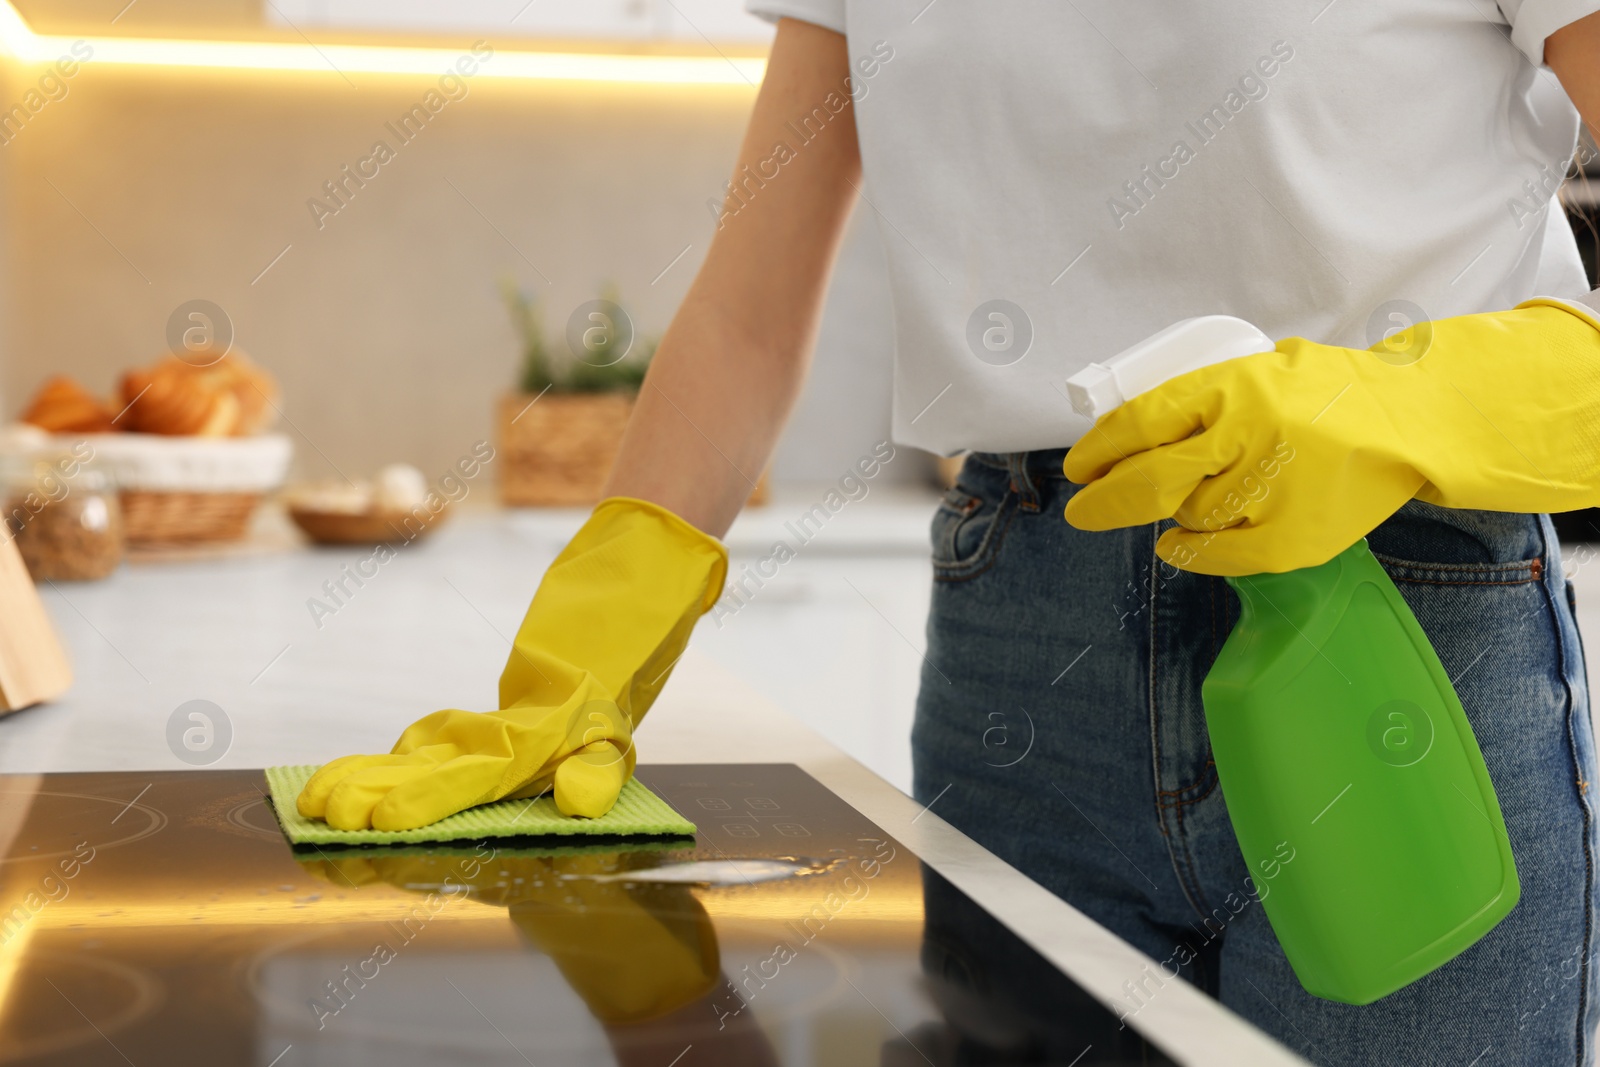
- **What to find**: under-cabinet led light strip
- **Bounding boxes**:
[0,1,766,85]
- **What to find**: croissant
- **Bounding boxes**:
[117,351,278,436]
[118,362,235,435]
[212,352,279,435]
[19,375,116,433]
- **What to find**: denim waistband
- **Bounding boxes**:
[963,450,1073,513]
[965,449,1071,474]
[962,449,1550,570]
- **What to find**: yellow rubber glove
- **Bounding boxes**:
[1063,300,1600,576]
[296,849,721,1024]
[297,497,727,830]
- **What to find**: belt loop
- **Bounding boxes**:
[1006,452,1042,512]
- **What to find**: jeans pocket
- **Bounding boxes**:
[1370,554,1544,587]
[1369,550,1551,718]
[930,483,1014,581]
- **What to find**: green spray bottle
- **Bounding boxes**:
[1067,318,1520,1005]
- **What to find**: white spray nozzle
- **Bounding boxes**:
[1066,316,1276,421]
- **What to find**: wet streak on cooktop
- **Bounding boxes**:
[0,764,1178,1066]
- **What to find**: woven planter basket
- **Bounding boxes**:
[497,391,633,507]
[496,391,768,507]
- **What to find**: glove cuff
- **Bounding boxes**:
[592,496,729,614]
[1515,295,1600,336]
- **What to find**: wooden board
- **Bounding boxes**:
[0,534,72,711]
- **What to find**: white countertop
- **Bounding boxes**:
[4,503,1307,1066]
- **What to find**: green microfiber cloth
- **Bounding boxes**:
[306,839,695,860]
[263,765,696,846]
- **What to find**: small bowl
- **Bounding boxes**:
[287,502,449,545]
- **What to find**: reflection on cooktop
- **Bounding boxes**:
[0,765,1178,1066]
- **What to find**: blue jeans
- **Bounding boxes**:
[912,449,1600,1066]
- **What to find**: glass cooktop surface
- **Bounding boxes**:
[0,764,1178,1066]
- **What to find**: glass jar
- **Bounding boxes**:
[4,456,123,581]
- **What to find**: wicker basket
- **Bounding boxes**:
[498,391,632,507]
[95,433,289,544]
[121,490,261,543]
[497,391,769,507]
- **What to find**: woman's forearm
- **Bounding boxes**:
[603,18,862,537]
[604,291,811,537]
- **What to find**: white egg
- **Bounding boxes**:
[374,463,429,510]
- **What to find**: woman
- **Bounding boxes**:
[298,5,1600,1062]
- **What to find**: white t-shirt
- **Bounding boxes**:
[746,0,1600,454]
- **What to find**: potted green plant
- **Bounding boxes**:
[496,281,657,506]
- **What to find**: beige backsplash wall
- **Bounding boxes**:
[0,56,912,488]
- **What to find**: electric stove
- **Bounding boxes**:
[0,764,1179,1066]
